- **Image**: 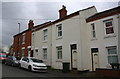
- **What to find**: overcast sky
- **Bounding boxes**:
[1,1,119,48]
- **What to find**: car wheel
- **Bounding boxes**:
[28,65,32,72]
[4,61,7,65]
[11,63,14,67]
[18,64,21,69]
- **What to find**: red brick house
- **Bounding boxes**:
[13,20,34,57]
[13,20,52,57]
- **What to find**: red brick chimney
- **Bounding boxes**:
[59,5,67,18]
[28,20,34,29]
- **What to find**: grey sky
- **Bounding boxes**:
[1,1,119,48]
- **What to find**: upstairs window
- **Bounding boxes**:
[18,37,20,45]
[43,29,48,41]
[56,24,62,37]
[22,33,26,44]
[104,19,114,35]
[91,23,96,38]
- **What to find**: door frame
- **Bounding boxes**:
[91,48,99,71]
[70,44,77,70]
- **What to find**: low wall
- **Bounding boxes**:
[96,68,120,77]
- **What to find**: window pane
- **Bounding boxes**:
[108,56,118,64]
[57,24,62,37]
[106,27,114,34]
[91,24,95,30]
[44,35,47,40]
[57,46,62,59]
[106,22,112,27]
[58,31,62,36]
[108,48,117,54]
[58,26,62,30]
[43,49,47,60]
[43,29,47,40]
[92,31,96,38]
[44,30,47,35]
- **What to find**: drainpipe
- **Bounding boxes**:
[18,23,20,57]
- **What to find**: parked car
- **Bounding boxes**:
[0,53,7,64]
[19,57,47,72]
[5,56,19,66]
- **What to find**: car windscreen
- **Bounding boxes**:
[30,58,43,63]
[12,56,17,60]
[0,54,6,58]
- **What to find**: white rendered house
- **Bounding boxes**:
[31,5,120,71]
[86,6,120,71]
[51,6,97,71]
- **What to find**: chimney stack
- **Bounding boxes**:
[28,20,34,29]
[59,5,67,18]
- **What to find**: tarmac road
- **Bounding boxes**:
[1,63,107,79]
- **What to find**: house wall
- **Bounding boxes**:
[52,15,81,69]
[87,14,119,71]
[51,7,97,70]
[13,30,32,57]
[32,26,52,66]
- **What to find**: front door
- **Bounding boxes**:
[92,53,99,71]
[72,49,77,69]
[28,48,31,57]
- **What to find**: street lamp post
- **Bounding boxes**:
[18,23,20,57]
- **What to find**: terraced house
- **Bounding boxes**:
[31,5,98,71]
[13,20,34,57]
[13,5,120,71]
[86,6,120,71]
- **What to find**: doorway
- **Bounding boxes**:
[71,44,77,69]
[91,48,99,71]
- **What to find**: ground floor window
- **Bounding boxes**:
[56,46,62,59]
[107,46,118,64]
[43,48,47,60]
[22,49,25,57]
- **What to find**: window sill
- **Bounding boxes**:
[43,60,48,62]
[91,38,97,41]
[56,36,62,40]
[104,34,116,39]
[42,40,48,43]
[56,59,62,62]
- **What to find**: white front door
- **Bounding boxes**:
[28,51,30,57]
[28,48,31,57]
[92,53,99,71]
[72,49,77,69]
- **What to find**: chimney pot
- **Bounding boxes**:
[59,5,67,18]
[28,20,34,29]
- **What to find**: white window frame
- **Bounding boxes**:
[22,47,25,57]
[104,19,114,36]
[43,29,48,41]
[56,46,62,59]
[22,33,26,44]
[91,23,96,38]
[43,48,47,60]
[107,46,118,64]
[56,24,62,38]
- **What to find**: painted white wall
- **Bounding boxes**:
[87,14,119,71]
[31,26,52,66]
[51,7,97,70]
